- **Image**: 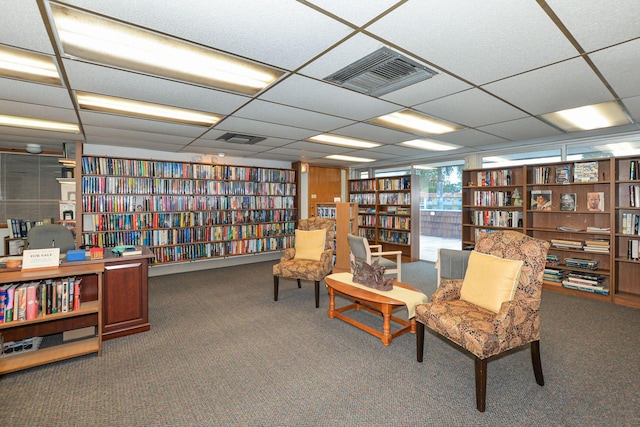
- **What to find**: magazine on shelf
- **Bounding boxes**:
[531,190,552,211]
[555,165,571,184]
[560,193,576,211]
[573,161,599,182]
[586,192,604,212]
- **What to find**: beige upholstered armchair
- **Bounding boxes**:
[415,230,550,412]
[273,217,335,308]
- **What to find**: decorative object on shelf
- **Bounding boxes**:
[512,188,523,206]
[573,161,598,182]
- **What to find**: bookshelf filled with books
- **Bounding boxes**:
[461,159,640,308]
[462,166,526,248]
[614,155,640,308]
[348,175,419,261]
[0,263,103,375]
[80,156,297,265]
[525,159,614,303]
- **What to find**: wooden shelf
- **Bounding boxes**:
[464,157,640,309]
[0,263,103,375]
[348,175,419,261]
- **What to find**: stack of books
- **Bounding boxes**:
[583,239,610,253]
[543,268,567,283]
[550,239,584,249]
[565,258,599,270]
[546,254,560,266]
[562,272,608,295]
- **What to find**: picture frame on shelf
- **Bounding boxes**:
[573,161,599,182]
[587,192,605,212]
[560,193,577,211]
[531,190,552,211]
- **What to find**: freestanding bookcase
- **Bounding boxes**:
[463,157,640,309]
[348,174,419,261]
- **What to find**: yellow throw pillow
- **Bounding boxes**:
[459,251,524,313]
[294,229,326,261]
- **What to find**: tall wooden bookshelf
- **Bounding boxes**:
[463,158,640,309]
[348,174,419,261]
[79,156,297,265]
[613,155,640,308]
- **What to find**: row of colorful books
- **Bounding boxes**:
[0,276,81,324]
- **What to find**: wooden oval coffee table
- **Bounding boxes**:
[325,273,428,346]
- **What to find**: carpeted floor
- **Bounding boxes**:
[1,260,639,426]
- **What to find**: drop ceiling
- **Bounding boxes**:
[1,0,640,168]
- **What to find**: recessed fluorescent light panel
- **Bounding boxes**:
[0,45,61,85]
[307,134,381,149]
[369,110,462,135]
[400,139,459,151]
[76,92,221,126]
[541,101,630,132]
[325,154,375,163]
[0,114,79,133]
[50,3,284,95]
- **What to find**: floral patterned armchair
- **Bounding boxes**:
[415,230,550,412]
[273,217,335,308]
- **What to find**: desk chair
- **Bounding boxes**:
[26,224,76,253]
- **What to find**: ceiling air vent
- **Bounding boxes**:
[217,133,265,145]
[324,47,438,97]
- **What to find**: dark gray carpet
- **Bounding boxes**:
[1,260,639,426]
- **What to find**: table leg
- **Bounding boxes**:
[381,304,392,346]
[328,287,336,319]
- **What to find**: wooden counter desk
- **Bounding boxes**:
[0,246,154,341]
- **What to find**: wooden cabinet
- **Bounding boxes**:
[102,256,150,340]
[349,175,419,261]
[80,157,297,265]
[0,263,103,375]
[463,158,640,309]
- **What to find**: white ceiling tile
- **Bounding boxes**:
[477,117,565,141]
[331,122,418,144]
[413,89,528,128]
[482,58,614,115]
[304,0,402,26]
[0,78,74,108]
[622,96,640,123]
[83,136,186,152]
[380,73,472,107]
[0,0,53,54]
[62,0,353,70]
[546,0,640,52]
[590,39,640,99]
[0,99,78,122]
[233,100,354,131]
[259,75,399,120]
[432,129,509,148]
[83,125,194,146]
[0,125,75,142]
[367,0,578,84]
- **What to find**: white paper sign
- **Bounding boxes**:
[21,248,61,270]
